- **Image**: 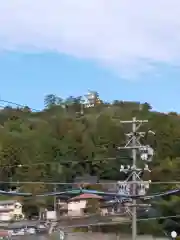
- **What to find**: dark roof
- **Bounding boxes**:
[0,200,17,205]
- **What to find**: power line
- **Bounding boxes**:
[0,180,180,185]
[4,214,177,236]
[0,157,126,170]
[16,214,180,229]
[59,214,180,226]
[149,182,180,184]
[0,100,40,112]
[137,214,180,222]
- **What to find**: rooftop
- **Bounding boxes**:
[0,200,17,205]
[69,193,103,201]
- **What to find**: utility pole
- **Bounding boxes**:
[118,117,154,240]
[54,184,57,213]
[132,117,138,240]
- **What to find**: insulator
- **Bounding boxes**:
[140,146,148,153]
[138,188,145,195]
[147,146,154,156]
[140,153,148,161]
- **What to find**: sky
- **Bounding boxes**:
[0,0,180,112]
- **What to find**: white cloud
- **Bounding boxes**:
[0,0,180,78]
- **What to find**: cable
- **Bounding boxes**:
[53,214,180,225]
[137,214,180,222]
[147,181,180,185]
[0,100,40,112]
[6,214,179,230]
[0,157,125,169]
[0,186,180,200]
[61,214,180,230]
[3,215,179,236]
[0,180,180,185]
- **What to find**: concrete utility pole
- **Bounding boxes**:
[118,117,154,240]
[54,184,57,213]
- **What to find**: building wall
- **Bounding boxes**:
[0,212,11,221]
[68,200,87,216]
[0,204,14,210]
[14,203,23,215]
[0,202,23,220]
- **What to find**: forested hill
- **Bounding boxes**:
[0,93,180,189]
[1,93,180,222]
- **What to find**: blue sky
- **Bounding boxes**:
[0,51,179,113]
[0,0,180,113]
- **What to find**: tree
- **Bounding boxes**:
[44,94,63,108]
[0,92,180,234]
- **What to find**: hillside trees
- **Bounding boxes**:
[0,92,180,231]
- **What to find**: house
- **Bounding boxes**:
[100,201,116,216]
[67,193,102,216]
[57,193,126,217]
[0,200,24,221]
[58,176,150,217]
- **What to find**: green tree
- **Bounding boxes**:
[0,93,180,234]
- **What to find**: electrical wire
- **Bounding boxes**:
[9,214,180,230]
[0,157,126,169]
[53,214,180,226]
[0,100,40,112]
[3,214,178,236]
[137,214,180,222]
[0,180,179,185]
[0,181,124,185]
[0,186,180,199]
[55,214,180,233]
